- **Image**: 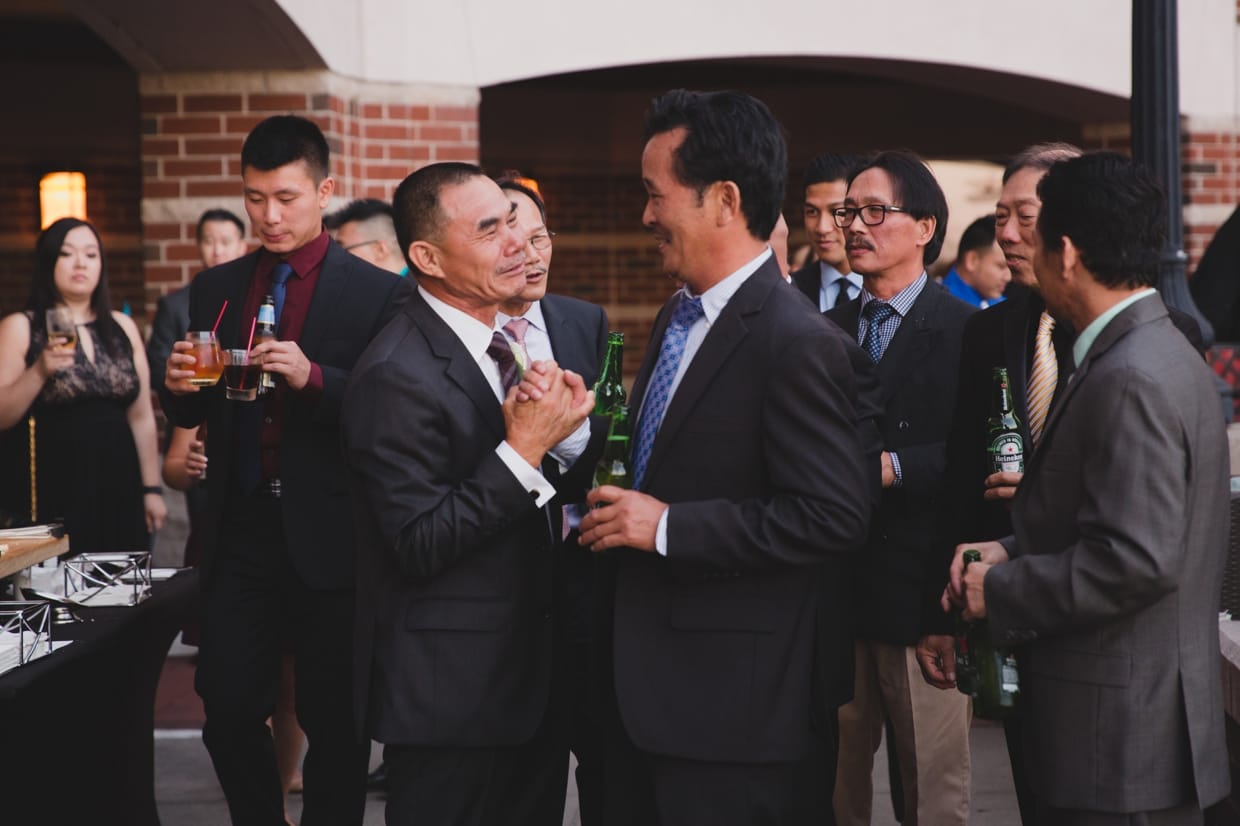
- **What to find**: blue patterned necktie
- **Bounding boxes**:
[632,295,705,490]
[862,300,895,363]
[269,261,294,333]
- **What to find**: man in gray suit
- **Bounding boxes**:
[949,152,1230,825]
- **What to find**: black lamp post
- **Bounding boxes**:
[1131,0,1215,345]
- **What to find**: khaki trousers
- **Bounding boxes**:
[834,640,972,826]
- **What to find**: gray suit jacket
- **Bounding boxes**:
[985,294,1230,812]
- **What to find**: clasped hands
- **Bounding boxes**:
[503,359,594,469]
[165,338,313,394]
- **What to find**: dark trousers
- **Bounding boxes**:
[1005,710,1038,825]
[383,627,572,826]
[195,494,369,826]
[598,676,838,826]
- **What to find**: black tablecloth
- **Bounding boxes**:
[0,569,197,825]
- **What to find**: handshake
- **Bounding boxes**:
[502,360,594,469]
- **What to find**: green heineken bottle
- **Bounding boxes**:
[592,332,627,416]
[987,367,1024,474]
[956,548,1020,719]
[593,405,632,490]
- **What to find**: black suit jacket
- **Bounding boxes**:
[613,258,871,764]
[343,289,594,746]
[146,285,191,395]
[790,261,820,306]
[160,243,410,590]
[826,280,975,645]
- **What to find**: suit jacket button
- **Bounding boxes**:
[898,420,909,430]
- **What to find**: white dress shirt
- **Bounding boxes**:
[818,262,863,312]
[419,286,557,507]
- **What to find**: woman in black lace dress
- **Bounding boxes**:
[0,217,165,553]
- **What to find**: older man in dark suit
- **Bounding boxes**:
[948,152,1230,826]
[162,115,410,825]
[578,89,870,826]
[825,150,975,826]
[342,162,595,826]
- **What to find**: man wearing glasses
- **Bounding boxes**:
[494,173,609,825]
[824,151,975,826]
[328,198,409,276]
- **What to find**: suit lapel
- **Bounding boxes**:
[300,243,351,360]
[1025,295,1167,475]
[1003,293,1035,427]
[411,292,507,440]
[640,263,778,484]
[540,296,590,378]
[213,255,257,351]
[872,282,943,399]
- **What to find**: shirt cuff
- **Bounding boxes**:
[496,441,557,508]
[654,506,669,556]
[300,363,324,401]
[889,451,903,488]
[547,417,591,471]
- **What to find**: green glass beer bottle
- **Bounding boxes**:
[987,367,1024,474]
[594,405,632,490]
[957,548,1020,719]
[592,332,627,416]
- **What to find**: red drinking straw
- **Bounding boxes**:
[245,316,257,351]
[211,300,228,334]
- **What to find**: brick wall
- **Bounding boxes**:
[1183,124,1240,271]
[138,72,478,319]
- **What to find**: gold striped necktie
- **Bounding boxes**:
[1026,310,1058,449]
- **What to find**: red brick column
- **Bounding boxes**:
[1182,120,1240,273]
[138,71,478,318]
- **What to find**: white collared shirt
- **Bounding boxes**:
[419,285,556,507]
[818,262,863,312]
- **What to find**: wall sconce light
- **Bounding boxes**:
[40,172,87,229]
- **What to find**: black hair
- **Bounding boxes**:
[1036,152,1165,290]
[1002,142,1082,184]
[803,153,864,192]
[324,198,394,231]
[195,208,245,241]
[643,89,786,240]
[850,150,949,266]
[494,172,546,223]
[26,218,125,356]
[391,162,486,273]
[240,115,330,181]
[957,214,997,259]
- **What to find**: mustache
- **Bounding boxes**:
[847,240,874,252]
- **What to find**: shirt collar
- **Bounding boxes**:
[258,229,330,279]
[860,272,928,318]
[417,285,497,363]
[685,247,771,325]
[497,300,546,334]
[819,261,861,290]
[1072,288,1156,367]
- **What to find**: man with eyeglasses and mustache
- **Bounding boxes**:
[494,173,610,826]
[824,150,975,826]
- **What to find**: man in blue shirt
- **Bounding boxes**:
[942,214,1010,308]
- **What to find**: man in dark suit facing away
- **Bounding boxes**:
[825,150,975,826]
[342,162,596,826]
[162,115,410,826]
[578,89,871,826]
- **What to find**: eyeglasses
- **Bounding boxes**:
[528,231,556,251]
[832,205,911,228]
[342,239,382,252]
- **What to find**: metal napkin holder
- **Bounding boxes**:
[63,552,152,606]
[0,601,52,666]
